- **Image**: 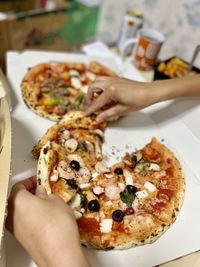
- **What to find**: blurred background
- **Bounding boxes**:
[0,0,200,69]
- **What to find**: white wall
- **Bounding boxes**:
[98,0,200,66]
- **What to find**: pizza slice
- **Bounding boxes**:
[36,111,106,202]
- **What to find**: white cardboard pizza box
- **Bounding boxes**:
[5,50,200,267]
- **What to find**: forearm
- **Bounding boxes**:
[151,74,200,103]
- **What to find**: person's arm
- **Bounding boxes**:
[6,176,91,267]
[85,75,200,122]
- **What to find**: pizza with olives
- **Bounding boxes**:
[36,111,107,202]
[21,61,117,121]
[36,132,185,249]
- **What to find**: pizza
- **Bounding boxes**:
[21,61,117,121]
[36,117,185,250]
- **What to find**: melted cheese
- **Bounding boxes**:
[136,190,148,199]
[144,181,156,192]
[70,193,81,209]
[100,219,113,233]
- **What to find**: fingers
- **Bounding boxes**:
[85,85,114,116]
[35,185,47,199]
[11,176,37,195]
[85,77,110,104]
[85,87,102,105]
[96,104,128,122]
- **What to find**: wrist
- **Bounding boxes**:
[35,242,90,267]
[151,74,200,103]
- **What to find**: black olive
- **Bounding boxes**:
[126,185,137,194]
[88,200,100,212]
[112,210,124,222]
[66,179,78,189]
[114,167,123,175]
[70,160,80,171]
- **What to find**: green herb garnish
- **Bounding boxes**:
[44,98,62,106]
[74,94,84,106]
[120,187,135,207]
[80,193,87,206]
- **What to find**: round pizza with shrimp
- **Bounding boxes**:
[36,113,185,250]
[21,61,117,121]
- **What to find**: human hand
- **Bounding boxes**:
[85,76,156,122]
[6,176,90,267]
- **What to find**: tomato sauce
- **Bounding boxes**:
[152,202,166,211]
[166,167,173,177]
[157,188,174,201]
[77,217,100,235]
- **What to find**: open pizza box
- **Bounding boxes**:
[0,69,11,267]
[5,50,200,267]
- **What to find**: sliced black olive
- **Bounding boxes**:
[88,199,100,212]
[114,167,123,175]
[70,160,80,171]
[126,185,137,194]
[112,210,124,222]
[66,179,78,189]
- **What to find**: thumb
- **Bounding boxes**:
[35,185,47,198]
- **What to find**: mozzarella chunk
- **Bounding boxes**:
[93,185,104,196]
[124,169,134,185]
[70,194,81,209]
[50,169,59,182]
[80,85,89,94]
[100,219,113,233]
[149,163,161,171]
[71,77,82,89]
[79,183,91,189]
[91,171,99,180]
[73,210,82,219]
[105,184,120,200]
[132,198,139,208]
[144,181,156,192]
[136,190,148,199]
[104,200,112,206]
[60,129,70,140]
[118,182,126,191]
[86,71,96,81]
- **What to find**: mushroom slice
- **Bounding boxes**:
[94,141,103,160]
[65,138,78,153]
[95,161,109,173]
